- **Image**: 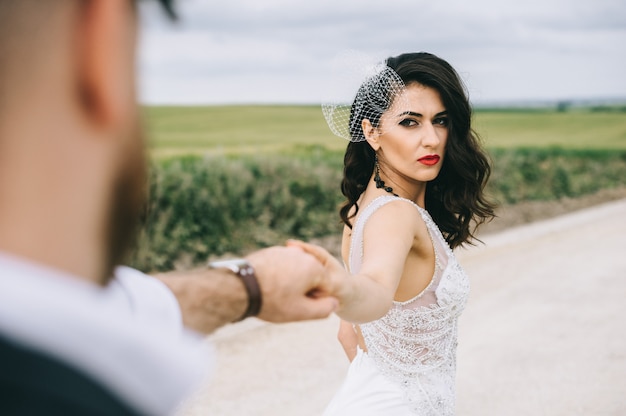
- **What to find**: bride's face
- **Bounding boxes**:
[370,83,449,187]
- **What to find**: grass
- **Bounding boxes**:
[474,110,626,150]
[144,105,343,158]
[143,105,626,158]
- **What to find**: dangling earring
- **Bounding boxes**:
[374,154,398,197]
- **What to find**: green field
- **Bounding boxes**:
[134,105,626,271]
[144,105,339,158]
[474,109,626,150]
[144,105,626,157]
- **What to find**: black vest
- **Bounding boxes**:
[0,334,142,416]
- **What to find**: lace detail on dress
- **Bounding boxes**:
[349,195,470,415]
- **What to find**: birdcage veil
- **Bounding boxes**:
[321,51,408,142]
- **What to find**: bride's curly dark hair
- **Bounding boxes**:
[339,52,496,248]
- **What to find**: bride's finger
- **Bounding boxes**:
[286,240,331,264]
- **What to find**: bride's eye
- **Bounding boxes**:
[434,117,449,127]
[399,119,418,127]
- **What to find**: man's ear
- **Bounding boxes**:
[362,119,380,151]
[75,0,135,128]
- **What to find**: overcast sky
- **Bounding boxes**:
[138,0,626,105]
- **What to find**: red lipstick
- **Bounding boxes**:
[418,154,440,166]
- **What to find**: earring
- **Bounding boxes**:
[373,154,398,196]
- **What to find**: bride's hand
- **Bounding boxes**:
[286,239,350,302]
[337,320,359,362]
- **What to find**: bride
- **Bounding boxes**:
[292,52,495,415]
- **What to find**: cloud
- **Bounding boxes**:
[138,0,626,104]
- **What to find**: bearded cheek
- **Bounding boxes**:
[102,118,148,282]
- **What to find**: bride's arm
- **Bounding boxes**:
[289,200,419,324]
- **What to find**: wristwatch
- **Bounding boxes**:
[208,258,262,321]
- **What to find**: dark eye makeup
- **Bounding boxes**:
[435,117,449,126]
[399,119,418,127]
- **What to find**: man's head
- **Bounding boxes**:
[0,0,174,284]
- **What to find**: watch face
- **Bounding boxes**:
[208,258,249,272]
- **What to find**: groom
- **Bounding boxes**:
[0,1,338,414]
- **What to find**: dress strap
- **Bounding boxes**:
[348,195,450,275]
[349,195,429,274]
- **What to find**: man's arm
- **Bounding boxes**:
[156,246,339,334]
[155,267,248,334]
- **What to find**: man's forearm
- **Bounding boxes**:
[155,268,247,334]
[154,246,338,334]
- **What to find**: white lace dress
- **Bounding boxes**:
[324,195,470,416]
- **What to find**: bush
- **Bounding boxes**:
[129,154,344,272]
[488,148,626,204]
[128,148,626,272]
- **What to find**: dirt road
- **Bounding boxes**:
[179,198,626,416]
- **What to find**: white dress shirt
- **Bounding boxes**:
[0,252,214,415]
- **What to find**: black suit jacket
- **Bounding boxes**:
[0,334,142,416]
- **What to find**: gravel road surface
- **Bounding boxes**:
[179,198,626,416]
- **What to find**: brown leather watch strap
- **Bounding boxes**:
[235,263,262,321]
[208,259,262,322]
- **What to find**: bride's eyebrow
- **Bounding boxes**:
[396,110,448,118]
[396,111,422,118]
